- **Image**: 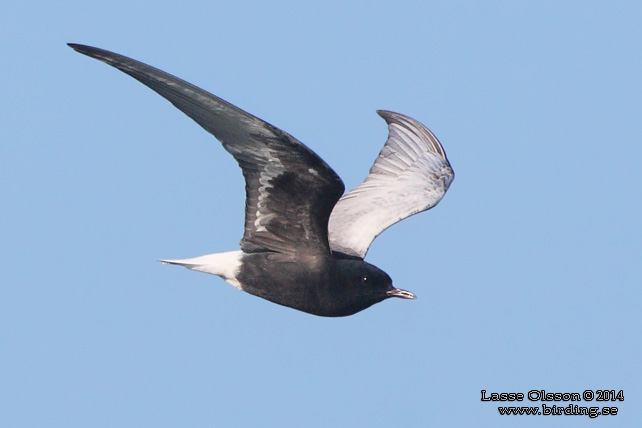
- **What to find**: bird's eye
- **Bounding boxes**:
[361,275,371,286]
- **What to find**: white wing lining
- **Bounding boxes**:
[328,110,454,258]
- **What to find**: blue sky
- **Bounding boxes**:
[2,1,641,427]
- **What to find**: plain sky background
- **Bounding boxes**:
[2,1,640,427]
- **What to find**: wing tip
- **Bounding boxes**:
[67,43,94,55]
[376,109,421,126]
[376,109,398,122]
[68,43,120,65]
[376,109,449,160]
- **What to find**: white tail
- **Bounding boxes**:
[160,250,243,290]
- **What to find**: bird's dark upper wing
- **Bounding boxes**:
[69,44,345,256]
[328,111,454,259]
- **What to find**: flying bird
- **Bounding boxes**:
[69,43,454,317]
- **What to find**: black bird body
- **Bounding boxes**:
[238,252,396,317]
[69,43,453,317]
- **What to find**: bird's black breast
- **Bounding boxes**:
[237,252,331,315]
[236,252,387,317]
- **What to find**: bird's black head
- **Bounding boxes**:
[329,258,415,316]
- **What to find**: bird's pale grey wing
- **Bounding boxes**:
[328,110,454,259]
[69,44,344,256]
